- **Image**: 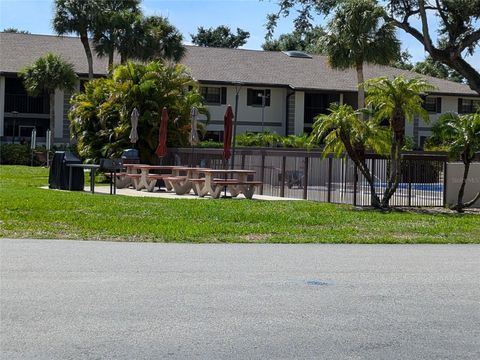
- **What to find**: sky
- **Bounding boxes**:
[0,0,479,67]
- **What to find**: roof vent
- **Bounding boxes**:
[282,50,312,59]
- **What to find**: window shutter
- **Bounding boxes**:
[458,98,463,113]
[221,87,227,104]
[436,97,442,113]
[247,89,253,106]
[265,89,271,106]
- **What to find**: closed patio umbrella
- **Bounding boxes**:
[155,107,168,157]
[189,107,200,146]
[129,107,139,144]
[223,105,233,161]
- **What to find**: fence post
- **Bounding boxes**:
[303,157,309,200]
[408,159,412,207]
[280,156,286,198]
[327,157,332,203]
[260,154,265,195]
[443,160,448,207]
[353,163,358,206]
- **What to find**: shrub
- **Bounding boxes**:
[0,144,31,165]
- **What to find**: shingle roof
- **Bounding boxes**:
[181,46,478,96]
[1,32,478,96]
[0,32,110,76]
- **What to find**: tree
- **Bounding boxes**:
[365,76,434,208]
[427,112,480,212]
[69,61,208,163]
[20,53,78,141]
[266,0,480,96]
[262,27,325,54]
[309,103,390,208]
[191,26,249,48]
[322,0,400,109]
[53,0,100,79]
[2,28,30,34]
[92,0,141,69]
[413,57,465,83]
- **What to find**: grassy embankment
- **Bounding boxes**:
[0,165,478,243]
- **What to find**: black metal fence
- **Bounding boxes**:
[166,148,448,207]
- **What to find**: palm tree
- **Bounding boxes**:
[323,0,400,109]
[428,112,480,212]
[365,76,434,207]
[309,103,390,208]
[93,0,141,70]
[53,0,100,79]
[20,53,78,141]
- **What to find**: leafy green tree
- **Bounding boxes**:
[309,103,390,208]
[53,0,100,79]
[413,57,465,83]
[427,112,480,212]
[69,61,208,163]
[2,28,30,34]
[92,0,141,69]
[20,53,78,141]
[191,26,249,48]
[322,0,400,109]
[365,76,434,208]
[262,27,325,54]
[266,0,480,95]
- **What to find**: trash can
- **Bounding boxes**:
[48,151,84,190]
[121,148,140,164]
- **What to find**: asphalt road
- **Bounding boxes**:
[1,239,479,360]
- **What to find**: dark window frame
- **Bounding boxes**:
[247,89,271,107]
[458,98,480,114]
[423,96,442,113]
[200,86,227,105]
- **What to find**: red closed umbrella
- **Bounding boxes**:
[155,107,169,157]
[223,105,233,161]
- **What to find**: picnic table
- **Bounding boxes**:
[124,164,179,192]
[189,169,262,199]
[163,167,211,195]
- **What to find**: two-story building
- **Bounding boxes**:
[1,32,479,148]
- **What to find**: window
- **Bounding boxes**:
[247,89,270,107]
[423,96,441,113]
[200,86,226,105]
[458,98,480,114]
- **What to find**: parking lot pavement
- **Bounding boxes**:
[1,239,479,359]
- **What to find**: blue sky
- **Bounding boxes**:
[1,0,478,67]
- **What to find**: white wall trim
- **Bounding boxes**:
[294,91,305,135]
[54,89,64,139]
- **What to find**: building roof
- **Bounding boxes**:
[1,32,478,97]
[0,32,110,77]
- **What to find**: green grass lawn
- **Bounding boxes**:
[1,165,478,243]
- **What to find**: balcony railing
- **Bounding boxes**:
[5,93,49,114]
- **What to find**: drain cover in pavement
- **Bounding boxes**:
[306,279,334,286]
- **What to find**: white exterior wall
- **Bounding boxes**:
[54,89,64,139]
[446,163,480,208]
[294,91,305,135]
[199,85,287,134]
[0,76,4,137]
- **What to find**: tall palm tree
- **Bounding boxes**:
[365,76,434,207]
[20,53,78,141]
[309,103,390,208]
[93,0,141,70]
[323,0,400,109]
[53,0,100,79]
[429,112,480,212]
